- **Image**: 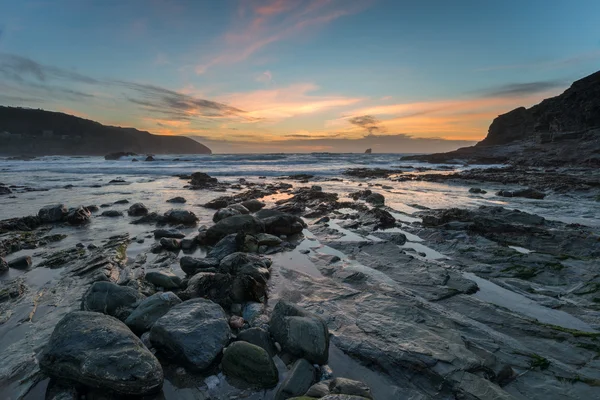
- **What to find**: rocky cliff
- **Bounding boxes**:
[0,106,211,156]
[404,70,600,166]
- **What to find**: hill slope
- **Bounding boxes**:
[403,70,600,166]
[0,106,211,156]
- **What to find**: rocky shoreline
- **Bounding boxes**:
[1,168,599,400]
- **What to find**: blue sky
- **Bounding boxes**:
[1,0,599,152]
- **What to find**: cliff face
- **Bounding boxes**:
[0,106,211,156]
[403,70,600,166]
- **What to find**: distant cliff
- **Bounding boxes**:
[0,106,211,156]
[403,70,600,166]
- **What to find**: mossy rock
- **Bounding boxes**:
[222,341,278,388]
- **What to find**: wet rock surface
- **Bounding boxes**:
[221,341,279,388]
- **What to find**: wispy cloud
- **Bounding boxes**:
[480,80,566,98]
[0,53,98,84]
[348,115,384,134]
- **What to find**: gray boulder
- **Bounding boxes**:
[329,378,373,399]
[150,298,230,370]
[241,199,265,212]
[8,255,32,270]
[229,204,250,214]
[236,327,277,357]
[39,311,163,396]
[101,210,123,217]
[38,204,67,223]
[275,358,316,400]
[81,281,145,321]
[221,341,278,388]
[262,213,306,236]
[159,237,181,251]
[179,256,220,275]
[269,301,329,365]
[213,207,242,223]
[154,228,185,239]
[164,209,198,225]
[207,233,239,261]
[66,206,91,225]
[206,215,265,245]
[145,271,181,289]
[365,192,385,206]
[256,233,283,247]
[125,292,182,334]
[166,196,186,203]
[219,252,271,283]
[128,202,148,216]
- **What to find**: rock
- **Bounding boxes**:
[219,252,272,276]
[179,256,219,275]
[204,198,229,209]
[86,205,99,212]
[166,196,186,203]
[0,186,12,195]
[329,378,373,399]
[319,395,371,400]
[190,172,218,187]
[269,301,330,365]
[229,204,250,214]
[213,207,242,223]
[241,199,266,212]
[114,199,129,204]
[38,204,67,223]
[306,381,331,397]
[221,341,278,388]
[145,271,181,289]
[101,210,123,217]
[145,155,155,162]
[207,233,239,261]
[241,234,259,253]
[8,255,32,270]
[104,152,137,160]
[124,292,182,334]
[275,358,316,400]
[229,315,245,329]
[344,168,402,178]
[256,233,283,247]
[206,215,265,245]
[349,189,385,206]
[81,281,145,321]
[66,206,91,225]
[261,213,306,236]
[127,203,148,216]
[164,209,198,225]
[469,187,487,194]
[0,257,8,272]
[181,237,197,250]
[159,237,181,251]
[154,228,185,239]
[243,302,265,325]
[236,327,277,357]
[39,311,163,395]
[497,188,546,199]
[132,158,138,162]
[150,298,230,370]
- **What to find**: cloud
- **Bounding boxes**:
[256,70,274,84]
[475,51,600,72]
[348,115,384,134]
[0,53,98,84]
[480,80,566,98]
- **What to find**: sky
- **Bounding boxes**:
[0,0,599,153]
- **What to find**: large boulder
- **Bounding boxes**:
[213,207,242,223]
[274,358,316,400]
[164,209,198,225]
[39,311,163,396]
[236,327,277,357]
[262,213,306,236]
[125,292,182,334]
[182,271,268,306]
[241,199,266,212]
[145,271,181,289]
[81,281,145,321]
[66,206,91,225]
[128,203,149,216]
[150,298,231,370]
[207,233,239,261]
[159,237,181,251]
[190,172,218,187]
[179,256,220,275]
[269,301,330,365]
[221,341,278,388]
[205,215,265,245]
[38,204,67,223]
[154,228,185,239]
[101,210,123,217]
[219,252,271,283]
[8,255,32,270]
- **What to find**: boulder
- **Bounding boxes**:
[8,255,32,270]
[150,298,230,370]
[213,207,242,223]
[154,228,185,239]
[164,209,198,225]
[145,155,155,162]
[166,196,186,203]
[183,271,267,306]
[269,301,329,365]
[114,199,129,204]
[81,281,145,321]
[128,203,148,216]
[204,198,229,209]
[179,256,219,275]
[101,210,123,217]
[469,187,487,194]
[190,172,218,187]
[229,204,250,214]
[241,199,266,212]
[0,186,12,195]
[219,252,272,276]
[275,358,316,400]
[206,215,265,245]
[38,204,67,223]
[497,188,546,200]
[145,271,181,289]
[207,233,239,261]
[0,257,8,272]
[181,236,198,250]
[329,378,373,399]
[262,214,306,236]
[221,341,278,388]
[236,327,277,357]
[159,237,181,251]
[66,206,91,225]
[256,233,283,247]
[365,192,385,206]
[39,311,163,395]
[124,292,182,334]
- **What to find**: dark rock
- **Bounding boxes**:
[66,206,91,225]
[229,204,250,214]
[159,237,181,251]
[81,281,145,321]
[164,209,198,225]
[104,152,137,160]
[180,256,219,275]
[154,228,185,239]
[0,186,12,195]
[360,208,395,229]
[125,292,182,334]
[180,236,197,250]
[207,233,239,261]
[128,202,148,216]
[166,196,187,203]
[8,255,32,270]
[221,341,278,388]
[109,179,126,184]
[206,215,265,245]
[329,378,373,399]
[269,301,330,365]
[0,257,8,272]
[344,168,402,178]
[275,358,316,400]
[114,199,129,204]
[150,298,231,370]
[242,199,266,212]
[213,207,242,223]
[39,311,163,395]
[86,205,99,212]
[219,252,272,277]
[469,187,487,194]
[204,198,229,209]
[190,172,218,188]
[101,210,123,217]
[497,188,546,199]
[256,233,283,247]
[236,327,277,357]
[145,271,181,289]
[262,213,306,236]
[145,155,155,162]
[349,190,385,206]
[38,204,67,223]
